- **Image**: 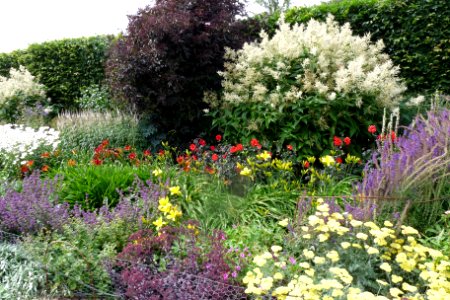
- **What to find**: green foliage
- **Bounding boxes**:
[0,50,23,76]
[283,0,450,93]
[0,36,112,110]
[175,171,300,229]
[0,243,45,299]
[56,164,152,210]
[56,110,145,152]
[22,219,134,297]
[74,84,115,112]
[208,15,403,157]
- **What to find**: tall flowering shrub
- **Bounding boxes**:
[0,66,49,124]
[359,109,450,229]
[208,15,406,156]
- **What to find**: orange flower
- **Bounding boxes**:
[26,160,34,167]
[41,152,50,158]
[20,165,29,173]
[67,159,76,167]
[41,165,49,172]
[124,145,131,151]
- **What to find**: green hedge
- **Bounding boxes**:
[0,36,112,109]
[281,0,449,94]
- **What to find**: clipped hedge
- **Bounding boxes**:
[281,0,449,94]
[0,36,112,109]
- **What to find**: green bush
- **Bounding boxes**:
[283,0,450,94]
[56,164,152,210]
[22,219,134,297]
[0,36,112,110]
[0,243,45,299]
[208,16,405,157]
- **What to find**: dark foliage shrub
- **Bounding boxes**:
[106,0,260,145]
[283,0,450,94]
[115,224,246,299]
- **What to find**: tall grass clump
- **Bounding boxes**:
[359,109,450,230]
[56,109,144,151]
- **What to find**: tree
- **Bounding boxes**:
[255,0,291,14]
[106,0,258,145]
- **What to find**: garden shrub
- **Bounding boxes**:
[0,171,69,235]
[283,0,450,94]
[242,199,450,299]
[0,243,45,299]
[0,66,50,125]
[56,109,144,151]
[359,108,450,231]
[106,0,257,145]
[207,15,406,157]
[115,224,246,299]
[0,50,23,76]
[74,84,115,112]
[0,36,112,110]
[57,164,163,210]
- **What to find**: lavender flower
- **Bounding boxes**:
[0,171,69,235]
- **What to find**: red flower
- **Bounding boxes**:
[368,125,377,134]
[215,134,222,142]
[159,149,165,156]
[143,150,151,156]
[343,137,351,146]
[333,136,342,147]
[336,157,343,164]
[212,154,219,161]
[101,139,109,146]
[304,161,310,169]
[128,152,137,160]
[391,131,396,141]
[286,144,293,151]
[230,146,237,153]
[20,165,29,173]
[176,156,184,164]
[192,155,198,161]
[250,138,261,148]
[92,158,103,165]
[199,139,206,146]
[41,165,49,172]
[124,145,131,151]
[94,145,103,154]
[236,144,244,151]
[222,154,227,159]
[210,145,216,151]
[41,152,50,158]
[189,144,197,151]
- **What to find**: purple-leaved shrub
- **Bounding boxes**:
[115,222,246,299]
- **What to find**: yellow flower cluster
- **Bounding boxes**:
[242,199,450,299]
[152,186,183,231]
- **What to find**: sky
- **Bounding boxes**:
[0,0,324,53]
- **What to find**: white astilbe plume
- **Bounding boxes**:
[213,15,406,109]
[0,66,46,105]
